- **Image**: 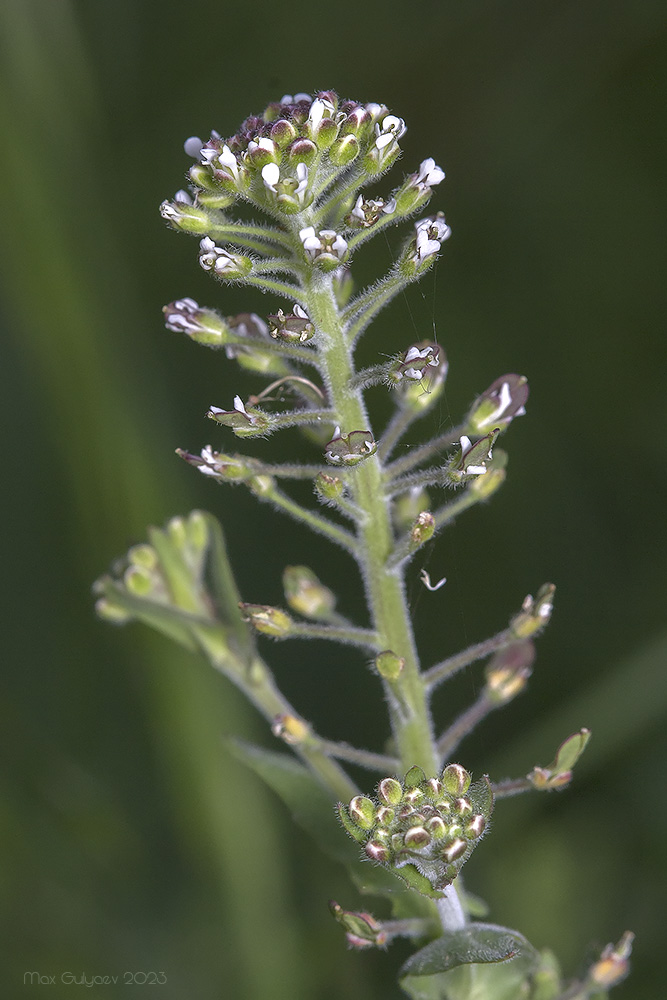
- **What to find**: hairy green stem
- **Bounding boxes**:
[425,628,515,692]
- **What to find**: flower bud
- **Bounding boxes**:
[484,640,535,705]
[510,583,555,638]
[375,650,405,682]
[441,764,471,796]
[271,713,309,745]
[313,472,344,504]
[349,795,376,830]
[589,932,634,988]
[392,488,431,533]
[466,374,529,435]
[410,512,435,549]
[404,826,431,848]
[325,429,377,466]
[270,118,298,147]
[287,137,318,165]
[159,198,212,234]
[329,134,359,167]
[239,603,293,637]
[441,837,467,863]
[403,765,426,788]
[329,901,387,950]
[377,778,403,806]
[282,565,336,619]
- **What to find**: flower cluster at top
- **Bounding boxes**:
[160,90,451,279]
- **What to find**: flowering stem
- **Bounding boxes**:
[317,739,400,773]
[194,626,358,801]
[432,490,481,531]
[385,423,464,479]
[285,622,380,651]
[259,482,357,553]
[378,406,421,461]
[303,268,437,777]
[436,692,495,763]
[491,777,534,799]
[343,272,412,344]
[207,221,294,252]
[424,628,515,692]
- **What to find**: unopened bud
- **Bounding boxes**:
[348,795,376,830]
[239,603,292,637]
[314,472,344,504]
[466,374,529,434]
[282,565,336,619]
[589,932,634,988]
[375,650,405,682]
[271,714,309,744]
[484,641,535,704]
[163,299,230,347]
[329,901,387,949]
[377,777,403,806]
[410,512,435,549]
[442,764,471,796]
[329,134,359,166]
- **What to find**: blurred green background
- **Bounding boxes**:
[2,1,665,997]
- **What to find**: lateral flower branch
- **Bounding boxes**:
[94,91,630,1000]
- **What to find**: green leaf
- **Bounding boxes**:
[400,922,539,1000]
[553,728,591,772]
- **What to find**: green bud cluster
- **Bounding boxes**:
[337,765,493,896]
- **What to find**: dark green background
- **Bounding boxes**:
[2,1,665,997]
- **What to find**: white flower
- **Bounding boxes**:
[308,97,334,130]
[414,215,452,262]
[477,381,513,429]
[294,162,309,202]
[261,161,280,193]
[416,157,445,188]
[374,114,407,151]
[293,303,309,320]
[280,92,310,105]
[218,144,241,179]
[198,445,220,477]
[174,189,193,204]
[233,395,247,413]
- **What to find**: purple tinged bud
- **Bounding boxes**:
[453,797,473,816]
[465,814,486,839]
[329,134,359,167]
[426,816,447,840]
[375,805,395,825]
[288,138,318,165]
[442,764,471,796]
[466,374,529,434]
[404,826,431,848]
[442,838,467,863]
[313,472,344,504]
[377,777,403,806]
[365,841,390,863]
[484,641,535,704]
[349,795,376,830]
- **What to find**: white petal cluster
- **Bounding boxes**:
[199,237,245,276]
[401,345,441,381]
[164,298,201,334]
[414,215,452,262]
[299,227,348,262]
[374,114,407,151]
[308,97,335,130]
[261,162,309,205]
[415,158,445,190]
